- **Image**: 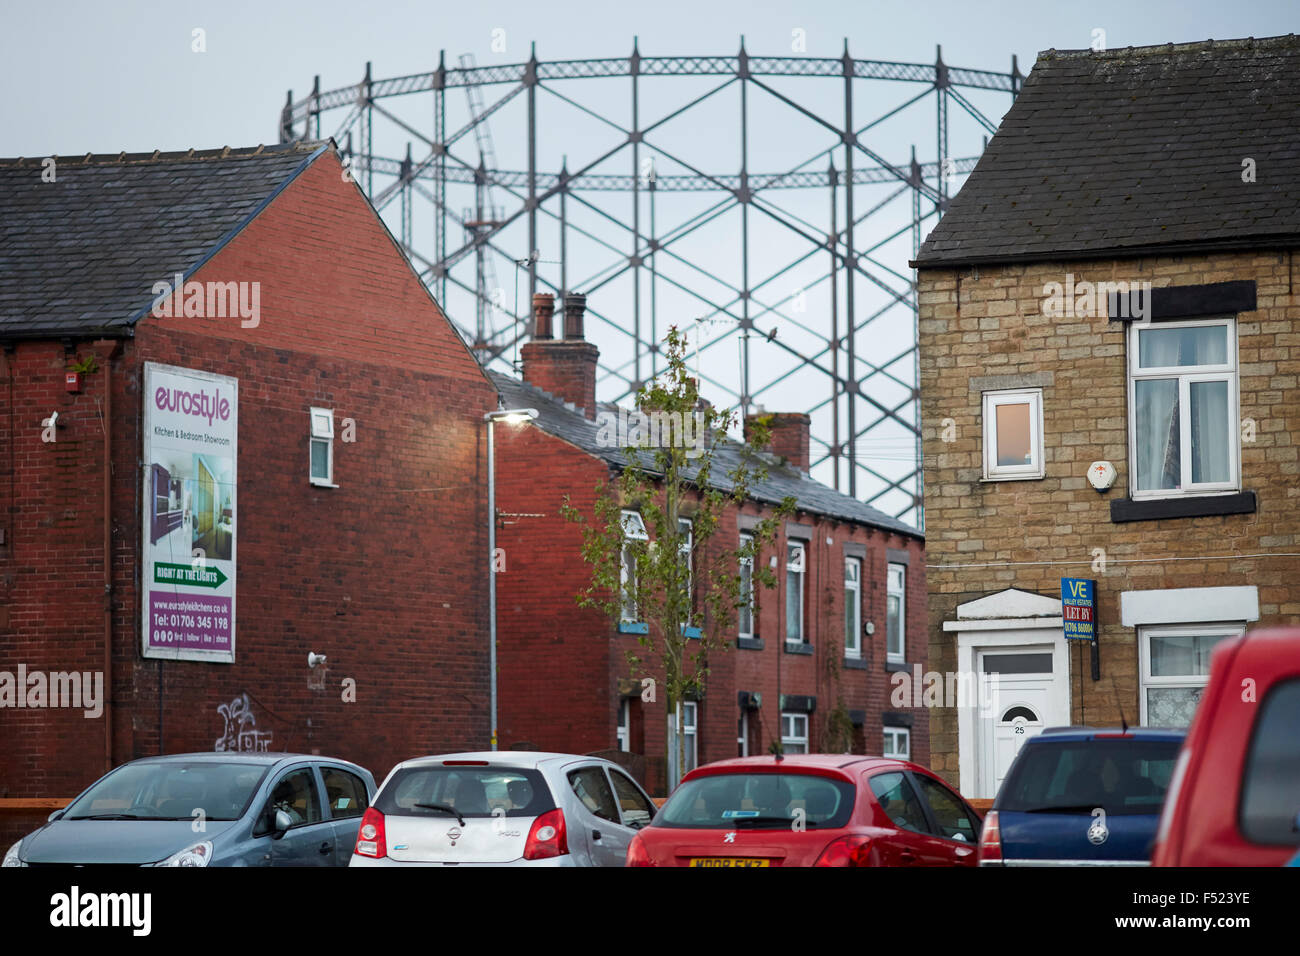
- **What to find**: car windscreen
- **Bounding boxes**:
[63,761,270,821]
[376,766,556,818]
[655,772,856,829]
[997,738,1181,815]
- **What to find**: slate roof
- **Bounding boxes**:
[0,141,329,338]
[914,35,1300,267]
[490,370,922,539]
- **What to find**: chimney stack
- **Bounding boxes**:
[745,411,811,472]
[521,293,600,419]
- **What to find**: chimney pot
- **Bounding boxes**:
[532,293,555,339]
[563,293,587,339]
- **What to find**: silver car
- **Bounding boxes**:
[349,751,657,866]
[3,753,375,867]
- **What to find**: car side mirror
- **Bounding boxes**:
[272,809,293,839]
[47,810,64,823]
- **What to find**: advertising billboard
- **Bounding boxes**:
[141,363,238,663]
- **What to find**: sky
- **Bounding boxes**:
[3,0,1296,522]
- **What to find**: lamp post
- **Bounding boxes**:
[485,408,538,751]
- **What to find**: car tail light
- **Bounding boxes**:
[979,810,1002,864]
[355,807,386,859]
[523,808,568,860]
[626,830,655,867]
[813,834,872,867]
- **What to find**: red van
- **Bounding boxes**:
[1151,627,1300,866]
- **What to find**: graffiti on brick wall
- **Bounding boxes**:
[214,692,273,753]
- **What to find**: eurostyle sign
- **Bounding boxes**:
[1061,577,1096,642]
[141,363,238,663]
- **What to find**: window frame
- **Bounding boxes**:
[844,556,862,658]
[616,698,630,752]
[738,532,754,639]
[1126,317,1239,500]
[309,406,336,487]
[1137,621,1244,726]
[785,542,806,645]
[886,562,906,663]
[982,387,1044,481]
[883,725,911,760]
[619,510,649,623]
[678,517,693,603]
[781,711,809,754]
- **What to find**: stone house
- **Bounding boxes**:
[912,36,1300,797]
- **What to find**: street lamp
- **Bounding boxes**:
[485,408,538,751]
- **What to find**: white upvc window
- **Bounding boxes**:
[1127,318,1239,498]
[887,562,906,663]
[678,517,693,602]
[620,511,649,622]
[785,542,806,644]
[781,712,809,754]
[738,532,754,639]
[668,701,699,785]
[982,388,1044,480]
[844,557,862,658]
[616,699,630,752]
[1139,622,1243,727]
[309,407,335,486]
[737,709,749,757]
[883,726,910,759]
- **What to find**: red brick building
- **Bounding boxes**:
[0,141,496,841]
[493,293,927,795]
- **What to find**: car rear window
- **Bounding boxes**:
[1239,678,1300,845]
[656,772,855,830]
[377,766,555,819]
[997,738,1181,815]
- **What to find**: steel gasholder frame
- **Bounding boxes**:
[280,41,1020,527]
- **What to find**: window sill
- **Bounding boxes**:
[783,641,814,656]
[1110,490,1255,523]
[618,621,648,634]
[885,659,909,673]
[842,656,868,670]
[736,637,764,651]
[981,472,1045,483]
[309,480,339,489]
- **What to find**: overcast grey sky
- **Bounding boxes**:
[4,1,1294,519]
[4,0,1294,158]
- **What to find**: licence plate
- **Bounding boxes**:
[689,857,770,867]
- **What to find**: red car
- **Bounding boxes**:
[626,754,981,867]
[1152,627,1300,867]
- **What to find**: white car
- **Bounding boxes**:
[349,751,657,866]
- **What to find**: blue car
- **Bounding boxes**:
[2,753,375,867]
[979,727,1184,866]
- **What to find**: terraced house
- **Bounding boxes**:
[492,292,928,795]
[913,36,1300,798]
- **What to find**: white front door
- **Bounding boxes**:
[970,643,1070,799]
